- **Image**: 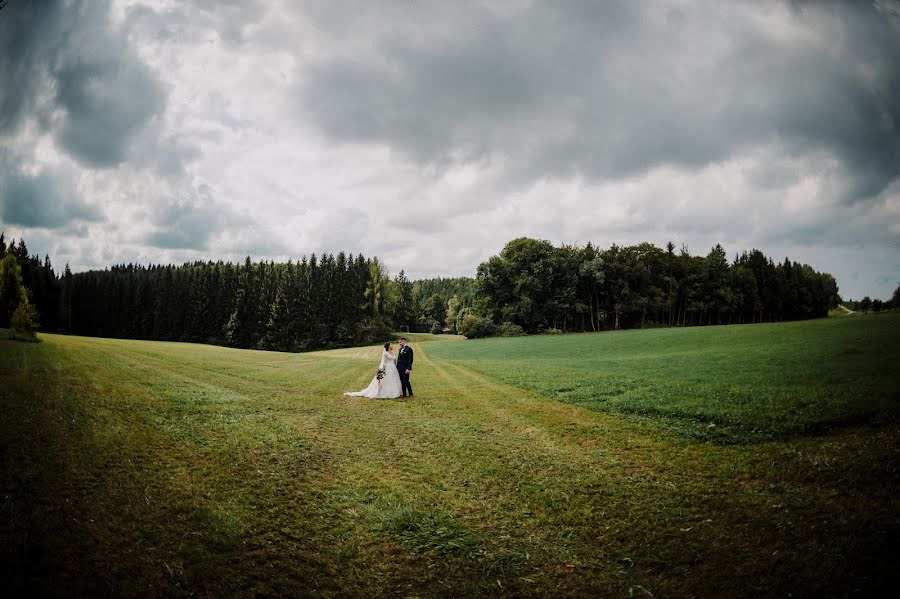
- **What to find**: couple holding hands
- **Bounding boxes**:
[344,337,414,399]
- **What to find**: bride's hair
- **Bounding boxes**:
[383,342,391,350]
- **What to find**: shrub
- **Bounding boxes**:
[543,327,564,335]
[355,316,394,345]
[498,322,525,337]
[474,318,497,338]
[430,320,443,335]
[459,314,478,338]
[460,314,498,339]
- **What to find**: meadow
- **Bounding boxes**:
[1,314,898,597]
[426,313,900,443]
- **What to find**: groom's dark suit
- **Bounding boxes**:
[397,344,414,397]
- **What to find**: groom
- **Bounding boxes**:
[396,337,414,397]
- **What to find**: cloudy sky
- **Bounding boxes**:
[1,0,898,299]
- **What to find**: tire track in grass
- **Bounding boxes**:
[403,345,691,593]
[417,344,671,472]
[52,338,486,594]
[410,344,865,597]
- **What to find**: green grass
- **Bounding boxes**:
[2,318,898,597]
[427,312,900,443]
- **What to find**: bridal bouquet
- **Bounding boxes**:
[376,368,385,380]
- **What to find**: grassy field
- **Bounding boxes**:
[427,313,900,443]
[1,316,898,597]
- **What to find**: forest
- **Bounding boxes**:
[2,231,891,349]
[473,237,844,335]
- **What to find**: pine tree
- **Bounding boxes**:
[0,251,40,337]
[224,257,258,347]
[0,252,23,328]
[11,292,40,337]
[265,261,296,351]
[59,264,73,334]
[393,270,415,332]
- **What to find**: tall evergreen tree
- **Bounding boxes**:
[392,270,415,332]
[0,252,22,328]
[224,257,258,347]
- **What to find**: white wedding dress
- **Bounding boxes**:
[344,350,403,399]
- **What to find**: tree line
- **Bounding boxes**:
[5,232,891,348]
[843,289,900,314]
[0,232,472,348]
[468,237,848,336]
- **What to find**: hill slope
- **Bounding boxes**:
[1,321,898,596]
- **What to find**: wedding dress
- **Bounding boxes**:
[344,350,402,398]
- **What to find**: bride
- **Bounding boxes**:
[344,342,403,399]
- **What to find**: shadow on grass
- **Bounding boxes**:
[0,327,41,343]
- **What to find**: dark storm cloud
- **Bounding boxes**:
[53,54,164,168]
[0,170,103,228]
[297,1,900,201]
[0,0,57,133]
[0,0,165,167]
